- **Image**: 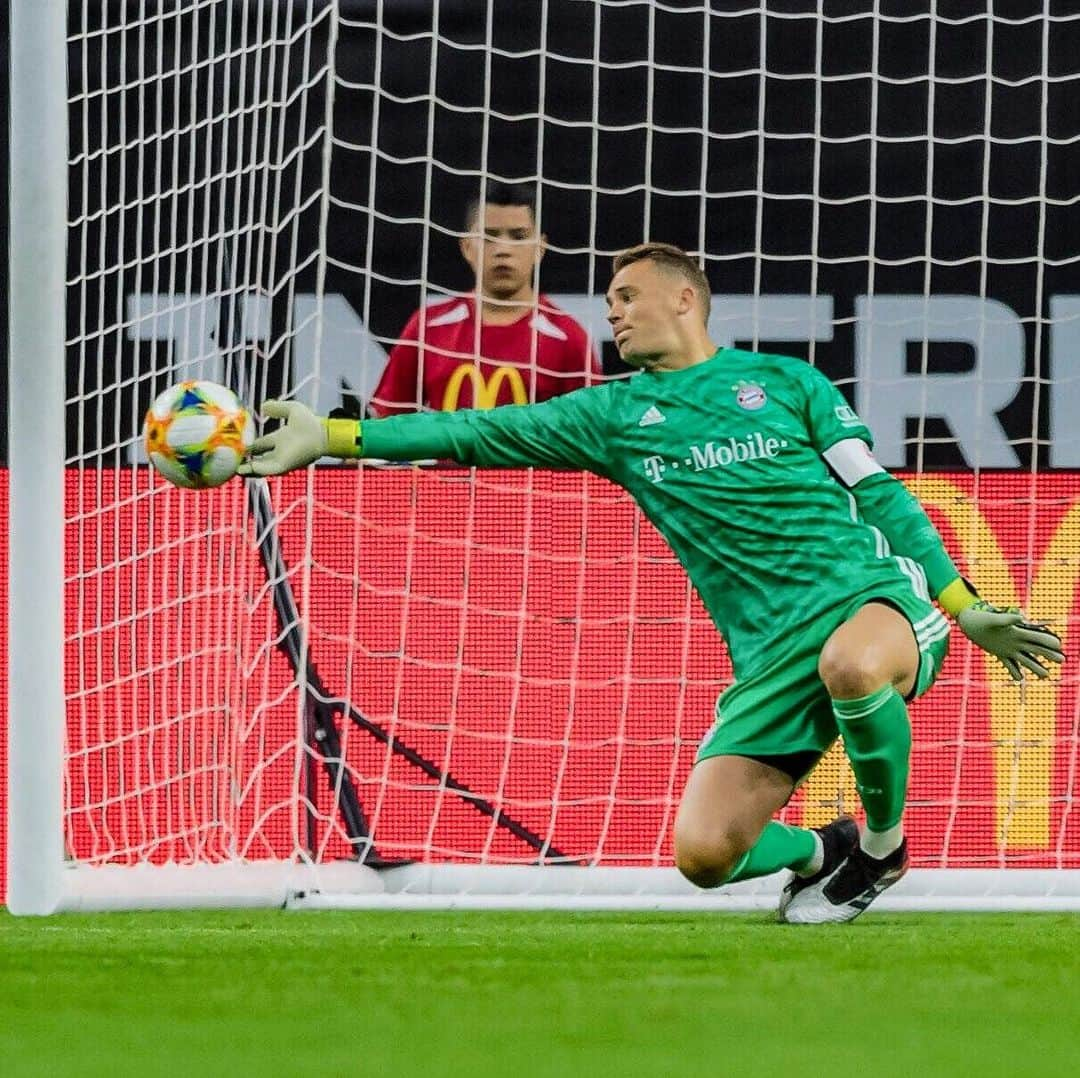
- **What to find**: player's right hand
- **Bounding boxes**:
[237,399,328,477]
[956,600,1065,681]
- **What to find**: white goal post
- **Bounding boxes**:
[8,0,69,917]
[7,2,1080,914]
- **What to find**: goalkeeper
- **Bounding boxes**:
[238,242,1064,923]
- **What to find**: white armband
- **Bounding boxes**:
[822,438,885,488]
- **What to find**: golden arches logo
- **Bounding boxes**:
[803,478,1079,851]
[441,363,528,411]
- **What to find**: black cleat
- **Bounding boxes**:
[784,837,909,924]
[777,815,859,923]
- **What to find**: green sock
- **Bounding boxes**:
[723,821,818,884]
[831,684,911,833]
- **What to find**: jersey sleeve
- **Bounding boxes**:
[799,362,873,454]
[359,383,615,475]
[797,361,963,599]
[368,310,423,417]
[851,472,963,599]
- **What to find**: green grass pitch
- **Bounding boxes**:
[2,909,1078,1076]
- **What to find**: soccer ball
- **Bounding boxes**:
[143,380,254,488]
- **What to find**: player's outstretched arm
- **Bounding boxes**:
[237,389,614,477]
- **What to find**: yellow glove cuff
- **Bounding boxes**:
[938,577,979,617]
[323,418,362,459]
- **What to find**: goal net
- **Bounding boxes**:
[6,1,1080,912]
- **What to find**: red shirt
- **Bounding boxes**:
[369,295,599,416]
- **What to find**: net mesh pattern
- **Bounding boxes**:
[4,2,1079,899]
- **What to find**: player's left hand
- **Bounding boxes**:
[956,600,1065,681]
[237,399,328,477]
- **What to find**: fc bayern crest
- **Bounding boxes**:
[734,381,768,410]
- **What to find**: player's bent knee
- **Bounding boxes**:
[817,640,891,699]
[675,850,735,889]
[673,831,747,889]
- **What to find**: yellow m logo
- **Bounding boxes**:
[442,363,528,411]
[803,478,1078,851]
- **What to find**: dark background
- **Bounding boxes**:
[4,0,1079,467]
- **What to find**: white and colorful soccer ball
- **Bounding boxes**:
[143,380,254,488]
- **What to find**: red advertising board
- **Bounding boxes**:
[2,469,1079,902]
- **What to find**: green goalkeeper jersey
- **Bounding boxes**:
[361,349,942,678]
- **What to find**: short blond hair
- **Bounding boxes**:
[612,242,711,325]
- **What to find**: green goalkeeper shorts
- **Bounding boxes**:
[696,584,950,775]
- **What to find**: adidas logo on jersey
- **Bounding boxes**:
[638,405,666,427]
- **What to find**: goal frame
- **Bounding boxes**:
[7,0,69,916]
[8,3,1080,915]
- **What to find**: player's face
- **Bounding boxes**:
[605,260,690,368]
[460,204,545,303]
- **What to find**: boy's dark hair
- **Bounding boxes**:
[463,181,538,231]
[612,242,712,325]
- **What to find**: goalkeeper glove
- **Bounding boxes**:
[956,601,1065,682]
[236,399,360,477]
